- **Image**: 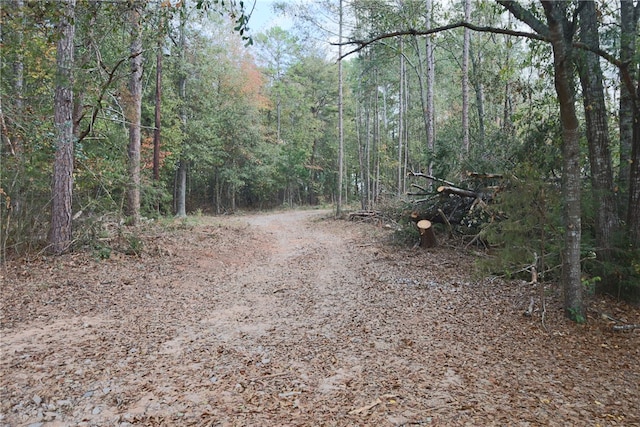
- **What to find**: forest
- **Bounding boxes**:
[1,0,640,321]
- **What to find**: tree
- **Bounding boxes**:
[462,0,471,156]
[576,1,619,266]
[254,27,300,143]
[397,36,405,195]
[126,1,144,225]
[337,0,345,216]
[341,1,617,318]
[153,8,165,182]
[618,0,638,200]
[49,0,76,254]
[425,0,435,177]
[175,5,188,218]
[171,0,252,217]
[536,1,584,321]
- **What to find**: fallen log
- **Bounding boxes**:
[416,219,437,248]
[349,210,380,220]
[613,324,640,332]
[467,172,504,180]
[437,185,479,198]
[407,171,457,187]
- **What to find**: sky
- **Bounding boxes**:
[245,0,293,34]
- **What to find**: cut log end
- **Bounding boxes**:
[417,219,437,248]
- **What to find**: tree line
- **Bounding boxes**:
[1,0,639,319]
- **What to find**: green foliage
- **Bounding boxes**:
[568,307,587,324]
[123,233,144,256]
[92,244,112,261]
[141,180,173,218]
[587,239,640,303]
[478,166,563,281]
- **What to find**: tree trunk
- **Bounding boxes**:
[175,6,188,217]
[629,71,640,247]
[403,61,410,193]
[398,37,405,195]
[153,18,163,182]
[471,45,485,148]
[176,160,187,217]
[365,91,372,209]
[462,0,471,157]
[576,1,619,263]
[337,0,344,217]
[417,219,437,248]
[426,0,435,177]
[13,0,24,119]
[374,68,381,203]
[49,0,76,255]
[542,1,584,322]
[622,1,640,248]
[126,4,143,225]
[619,0,637,199]
[502,14,514,135]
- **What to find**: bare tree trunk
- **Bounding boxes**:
[403,63,410,192]
[462,0,471,157]
[176,160,187,217]
[214,171,222,214]
[365,92,372,209]
[126,3,143,225]
[153,17,164,182]
[49,0,76,255]
[576,1,619,263]
[542,1,584,322]
[397,37,404,196]
[502,23,513,135]
[426,0,435,177]
[629,71,640,247]
[356,102,367,210]
[374,68,380,203]
[337,0,344,217]
[470,45,485,148]
[619,0,638,200]
[13,0,24,119]
[175,6,187,217]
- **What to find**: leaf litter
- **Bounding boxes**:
[1,209,638,426]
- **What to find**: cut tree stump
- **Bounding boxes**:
[417,219,437,248]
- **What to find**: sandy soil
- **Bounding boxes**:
[1,209,639,426]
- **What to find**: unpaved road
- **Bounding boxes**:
[1,209,639,426]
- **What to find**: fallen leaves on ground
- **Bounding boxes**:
[1,210,638,426]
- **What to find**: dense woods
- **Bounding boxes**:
[1,0,639,316]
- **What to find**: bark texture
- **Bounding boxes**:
[337,0,344,217]
[153,19,163,182]
[576,1,619,262]
[175,7,188,218]
[126,4,143,224]
[176,160,187,218]
[49,0,76,255]
[462,0,471,156]
[619,0,637,197]
[425,0,435,176]
[542,1,584,322]
[629,73,640,247]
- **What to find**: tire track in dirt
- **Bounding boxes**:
[1,209,639,426]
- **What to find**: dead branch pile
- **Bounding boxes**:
[406,171,505,234]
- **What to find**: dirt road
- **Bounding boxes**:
[1,209,639,426]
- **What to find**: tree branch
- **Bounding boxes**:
[336,21,550,60]
[496,0,548,36]
[76,51,142,143]
[336,19,636,105]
